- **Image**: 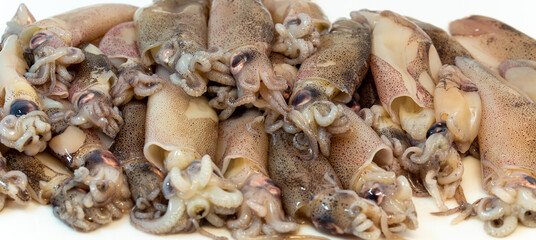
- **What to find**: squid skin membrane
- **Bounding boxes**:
[449,15,536,73]
[498,59,536,103]
[456,57,536,237]
[216,109,298,238]
[109,100,167,233]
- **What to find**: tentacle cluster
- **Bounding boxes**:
[131,155,243,234]
[273,13,321,65]
[0,110,51,155]
[227,173,298,239]
[400,124,464,211]
[69,90,123,138]
[286,101,350,159]
[111,60,164,106]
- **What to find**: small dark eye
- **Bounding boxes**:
[360,183,385,205]
[85,150,120,169]
[230,52,251,72]
[285,17,302,27]
[29,32,49,50]
[77,90,101,106]
[426,121,448,139]
[9,99,38,117]
[290,88,314,107]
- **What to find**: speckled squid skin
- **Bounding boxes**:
[450,15,536,72]
[410,18,472,65]
[455,57,536,190]
[5,150,71,205]
[209,0,274,54]
[353,10,440,122]
[268,129,342,221]
[134,0,209,66]
[19,4,137,50]
[110,101,164,211]
[216,109,269,179]
[328,106,393,190]
[290,18,371,107]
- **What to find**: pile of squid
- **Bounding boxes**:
[0,0,535,239]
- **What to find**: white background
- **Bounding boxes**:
[0,0,535,239]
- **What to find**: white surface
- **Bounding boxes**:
[0,1,535,239]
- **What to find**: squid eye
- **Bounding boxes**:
[290,88,315,107]
[524,175,536,188]
[285,17,302,27]
[9,99,38,117]
[85,150,120,169]
[230,52,252,73]
[360,183,385,205]
[29,32,50,50]
[426,121,448,139]
[77,90,101,106]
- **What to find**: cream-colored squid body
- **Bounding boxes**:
[498,59,536,103]
[139,68,242,234]
[351,10,441,141]
[216,109,298,239]
[456,57,536,237]
[0,35,51,155]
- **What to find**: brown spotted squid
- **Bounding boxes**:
[5,149,131,232]
[450,15,536,73]
[269,129,391,239]
[135,68,242,236]
[191,0,290,120]
[263,0,331,65]
[134,0,214,98]
[68,43,123,138]
[283,18,371,159]
[328,106,418,236]
[45,122,132,231]
[18,4,137,93]
[109,100,166,234]
[0,153,30,212]
[99,22,163,106]
[216,109,298,239]
[0,35,51,155]
[453,57,536,237]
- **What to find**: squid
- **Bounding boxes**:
[263,0,331,65]
[18,4,137,92]
[409,18,472,65]
[99,22,163,106]
[0,35,51,155]
[1,3,35,46]
[455,57,536,237]
[284,18,371,158]
[449,15,536,73]
[498,59,536,102]
[351,10,441,141]
[0,153,30,211]
[135,68,242,235]
[46,124,132,231]
[68,43,123,138]
[328,106,418,235]
[109,100,166,233]
[268,129,390,239]
[5,149,130,231]
[216,109,298,239]
[192,0,289,118]
[134,0,214,97]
